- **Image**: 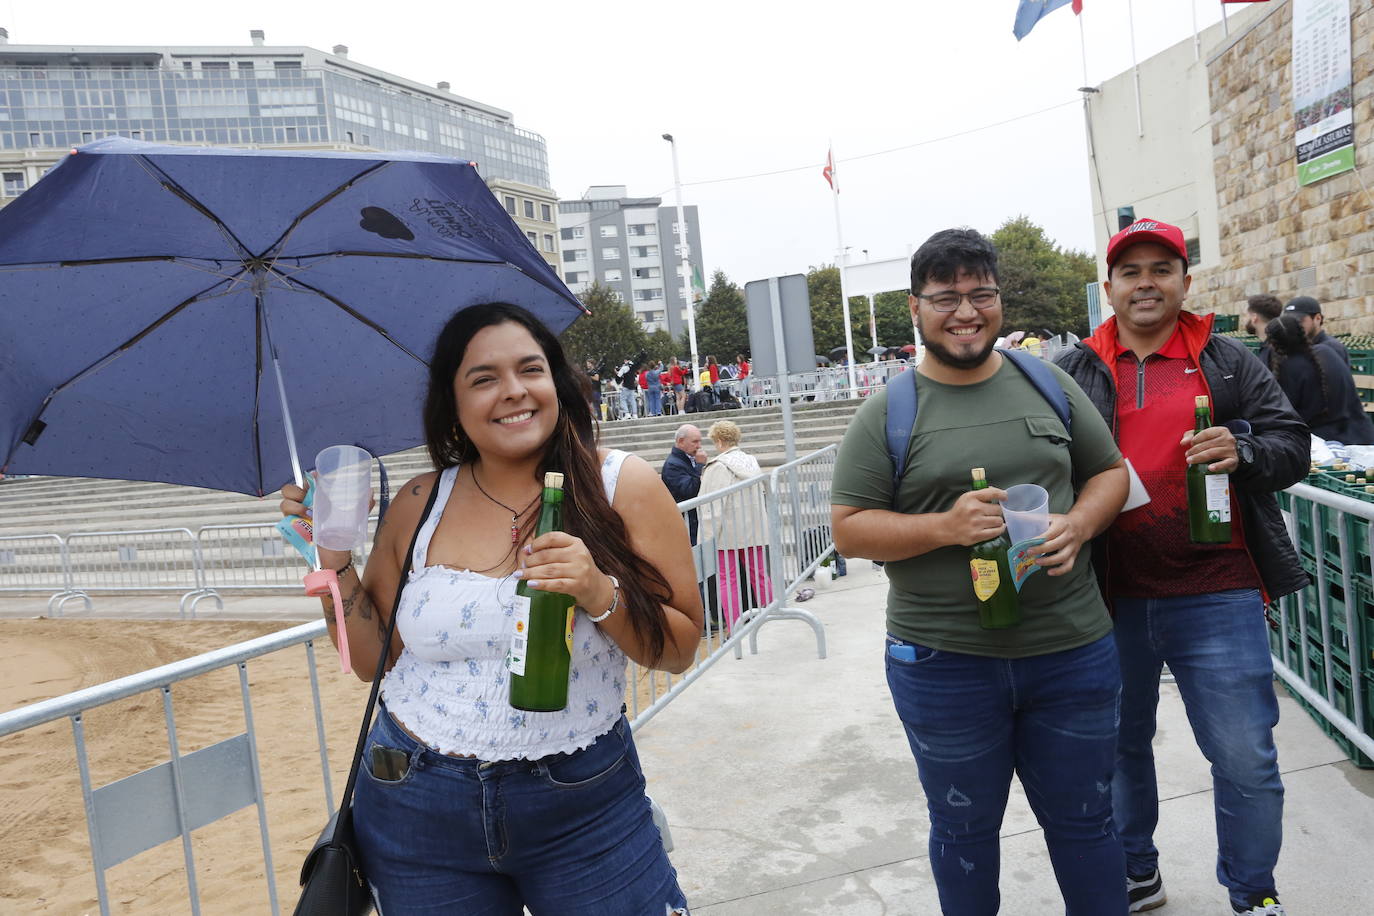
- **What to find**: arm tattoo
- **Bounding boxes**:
[411,483,423,496]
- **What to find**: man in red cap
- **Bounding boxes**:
[1056,218,1309,916]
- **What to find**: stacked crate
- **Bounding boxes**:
[1274,480,1374,766]
[1343,335,1374,415]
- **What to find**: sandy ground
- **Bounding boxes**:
[0,617,687,915]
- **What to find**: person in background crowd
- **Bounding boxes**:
[666,357,687,414]
[615,357,638,420]
[1056,217,1307,916]
[1244,294,1283,342]
[1265,314,1374,445]
[661,423,707,543]
[1282,295,1350,365]
[645,360,664,417]
[584,358,602,419]
[735,354,750,379]
[833,227,1130,915]
[700,420,774,633]
[706,355,721,385]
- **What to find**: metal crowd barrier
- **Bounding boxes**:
[1273,482,1374,762]
[624,445,833,730]
[62,527,220,618]
[0,621,340,916]
[0,532,84,613]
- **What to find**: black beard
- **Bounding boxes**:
[917,324,998,370]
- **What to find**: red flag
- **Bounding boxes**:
[823,148,836,192]
[1072,0,1082,12]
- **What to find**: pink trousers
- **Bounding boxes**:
[716,546,773,630]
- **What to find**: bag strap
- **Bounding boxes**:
[326,474,444,842]
[883,350,1072,499]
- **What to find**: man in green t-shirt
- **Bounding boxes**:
[831,227,1129,914]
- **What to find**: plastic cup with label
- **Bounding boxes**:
[1002,483,1051,547]
[311,445,374,552]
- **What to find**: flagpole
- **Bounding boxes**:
[1078,5,1089,87]
[1127,0,1143,137]
[830,145,859,397]
[1220,0,1230,38]
[1192,0,1202,61]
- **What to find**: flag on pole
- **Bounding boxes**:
[1013,0,1082,40]
[823,147,837,192]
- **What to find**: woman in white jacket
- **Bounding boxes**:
[699,420,773,630]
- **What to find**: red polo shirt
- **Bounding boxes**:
[1103,322,1257,598]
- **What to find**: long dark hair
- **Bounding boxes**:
[1266,314,1330,417]
[422,303,676,662]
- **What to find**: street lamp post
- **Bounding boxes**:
[662,133,700,392]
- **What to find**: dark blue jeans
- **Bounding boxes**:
[354,705,689,915]
[886,632,1127,916]
[1112,588,1283,905]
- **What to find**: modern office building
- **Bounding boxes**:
[0,29,561,267]
[558,186,704,337]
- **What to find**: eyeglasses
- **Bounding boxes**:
[916,288,1001,312]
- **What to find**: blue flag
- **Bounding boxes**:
[1013,0,1074,40]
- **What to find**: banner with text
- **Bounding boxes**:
[1293,0,1354,186]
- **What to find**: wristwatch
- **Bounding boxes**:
[1235,437,1255,466]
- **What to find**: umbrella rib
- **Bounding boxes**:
[280,271,430,367]
[260,160,392,261]
[132,154,257,262]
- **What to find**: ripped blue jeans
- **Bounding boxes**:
[885,632,1127,916]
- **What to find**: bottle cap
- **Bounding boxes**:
[1195,395,1210,408]
[971,467,987,483]
[543,471,565,489]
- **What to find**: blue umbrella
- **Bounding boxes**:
[0,139,586,496]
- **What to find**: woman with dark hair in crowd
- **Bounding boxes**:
[1266,314,1374,445]
[281,302,701,914]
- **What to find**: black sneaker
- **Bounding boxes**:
[1127,868,1167,912]
[1231,892,1285,915]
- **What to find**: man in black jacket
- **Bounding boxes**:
[660,424,706,543]
[1056,218,1307,916]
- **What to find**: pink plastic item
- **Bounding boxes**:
[304,568,352,674]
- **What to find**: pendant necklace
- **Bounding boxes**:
[470,466,542,544]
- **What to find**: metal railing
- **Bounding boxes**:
[0,622,340,916]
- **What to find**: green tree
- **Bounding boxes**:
[807,264,886,358]
[559,282,647,373]
[989,216,1091,337]
[644,329,677,366]
[694,270,750,362]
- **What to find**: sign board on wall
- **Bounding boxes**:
[1292,0,1355,186]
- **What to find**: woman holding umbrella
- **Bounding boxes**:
[281,303,700,914]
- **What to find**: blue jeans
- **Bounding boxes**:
[647,386,662,416]
[886,633,1126,916]
[354,705,689,915]
[618,388,636,419]
[1112,588,1283,904]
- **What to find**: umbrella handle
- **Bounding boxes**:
[304,568,352,674]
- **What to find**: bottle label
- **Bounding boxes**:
[565,606,575,655]
[1205,474,1231,523]
[970,558,1000,601]
[506,595,531,676]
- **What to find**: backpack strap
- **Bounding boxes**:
[884,368,919,492]
[882,351,1072,499]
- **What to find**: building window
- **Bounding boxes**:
[201,61,230,72]
[605,269,623,282]
[564,271,588,284]
[541,203,552,222]
[274,61,302,70]
[238,61,255,73]
[562,249,588,263]
[1185,237,1201,265]
[504,195,517,215]
[3,172,27,197]
[632,267,661,279]
[526,230,538,246]
[560,226,585,240]
[599,225,618,238]
[543,234,555,252]
[627,223,656,236]
[632,245,660,259]
[523,200,535,219]
[601,247,620,261]
[634,288,664,301]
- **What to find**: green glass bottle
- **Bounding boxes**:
[1186,395,1232,544]
[968,467,1020,629]
[508,472,575,712]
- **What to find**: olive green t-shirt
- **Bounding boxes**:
[831,358,1121,658]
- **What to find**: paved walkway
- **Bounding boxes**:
[633,565,1374,915]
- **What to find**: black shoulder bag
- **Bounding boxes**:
[293,478,443,916]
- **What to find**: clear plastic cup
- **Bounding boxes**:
[312,445,373,552]
[1002,483,1050,546]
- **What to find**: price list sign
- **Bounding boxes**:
[1292,0,1355,186]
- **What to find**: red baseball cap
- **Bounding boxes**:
[1106,218,1189,270]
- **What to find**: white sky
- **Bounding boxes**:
[7,0,1247,285]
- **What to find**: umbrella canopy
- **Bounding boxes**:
[813,354,831,367]
[828,345,852,362]
[866,345,888,356]
[900,344,917,354]
[0,139,586,495]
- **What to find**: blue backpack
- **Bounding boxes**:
[883,348,1072,492]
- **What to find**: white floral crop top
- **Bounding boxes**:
[380,451,630,760]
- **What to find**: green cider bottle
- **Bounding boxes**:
[968,467,1021,629]
[508,472,576,712]
[1186,395,1232,544]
